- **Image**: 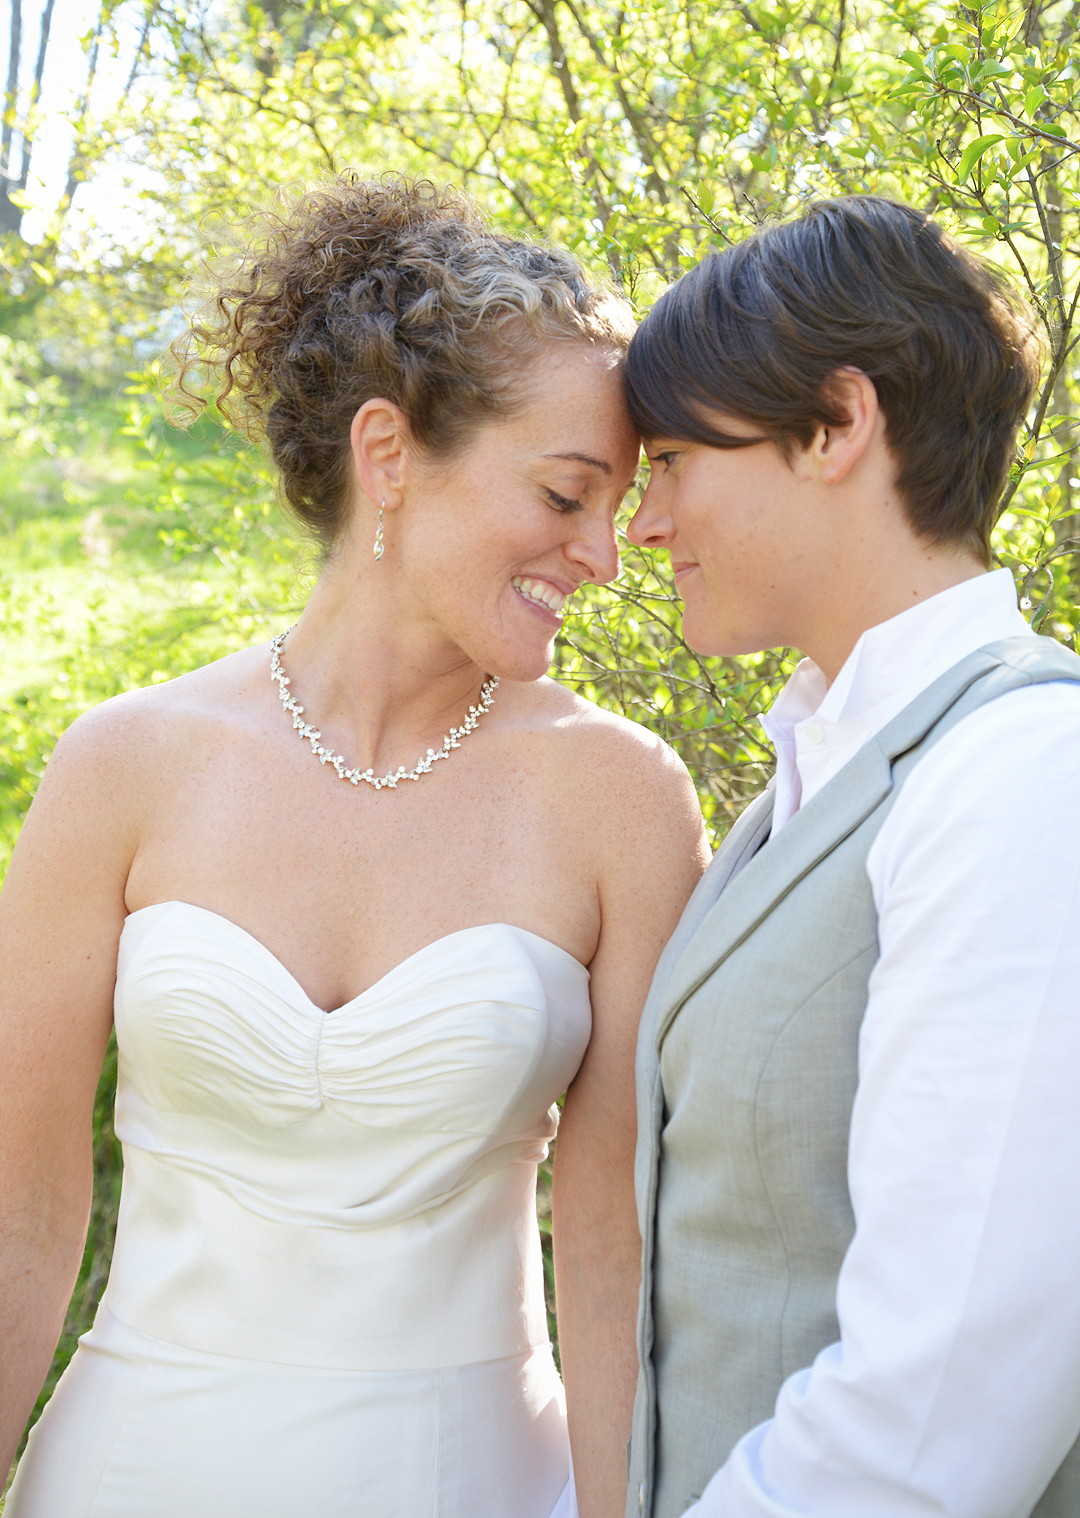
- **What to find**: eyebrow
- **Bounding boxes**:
[541,451,613,475]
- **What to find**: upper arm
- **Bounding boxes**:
[0,702,143,1224]
[565,728,709,1149]
[864,681,1080,1040]
[849,682,1080,1335]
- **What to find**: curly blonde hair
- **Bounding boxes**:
[170,172,634,545]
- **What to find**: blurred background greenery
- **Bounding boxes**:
[1,0,1078,1496]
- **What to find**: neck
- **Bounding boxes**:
[801,536,986,687]
[278,535,491,770]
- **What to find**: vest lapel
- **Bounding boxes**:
[654,738,893,1049]
[652,633,1078,1052]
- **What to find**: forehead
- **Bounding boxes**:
[521,341,629,408]
[507,344,639,464]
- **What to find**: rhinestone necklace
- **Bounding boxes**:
[270,627,500,791]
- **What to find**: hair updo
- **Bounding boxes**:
[170,172,634,545]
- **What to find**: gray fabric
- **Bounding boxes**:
[627,636,1080,1518]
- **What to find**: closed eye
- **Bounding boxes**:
[646,451,678,472]
[545,489,584,513]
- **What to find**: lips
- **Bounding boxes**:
[512,575,568,616]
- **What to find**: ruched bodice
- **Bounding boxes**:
[9,901,591,1518]
[103,902,592,1368]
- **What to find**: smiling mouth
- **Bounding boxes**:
[512,575,568,617]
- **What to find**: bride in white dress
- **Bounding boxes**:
[0,175,708,1518]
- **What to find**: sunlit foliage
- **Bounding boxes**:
[1,0,1077,1486]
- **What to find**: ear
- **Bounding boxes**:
[349,398,411,510]
[808,368,880,485]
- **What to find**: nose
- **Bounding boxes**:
[626,477,673,549]
[567,508,621,586]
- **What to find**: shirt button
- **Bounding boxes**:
[804,721,825,744]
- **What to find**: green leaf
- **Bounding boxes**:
[956,132,1006,181]
[972,60,1012,82]
[1025,85,1047,114]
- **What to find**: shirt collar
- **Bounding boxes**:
[759,570,1033,836]
[760,568,1031,751]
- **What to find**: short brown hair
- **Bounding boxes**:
[170,172,633,545]
[624,196,1042,564]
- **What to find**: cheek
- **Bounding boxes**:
[679,490,731,559]
[686,473,770,564]
[677,466,728,536]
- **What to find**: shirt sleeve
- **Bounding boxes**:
[683,681,1080,1518]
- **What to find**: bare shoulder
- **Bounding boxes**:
[520,686,708,1061]
[518,675,706,830]
[27,644,270,844]
[0,650,274,1154]
[47,644,267,768]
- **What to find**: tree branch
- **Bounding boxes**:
[522,0,613,228]
[560,0,671,199]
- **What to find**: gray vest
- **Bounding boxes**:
[627,635,1080,1518]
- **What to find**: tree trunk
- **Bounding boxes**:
[16,0,56,194]
[1041,159,1079,606]
[1,0,23,232]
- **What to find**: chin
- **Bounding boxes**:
[679,607,727,658]
[680,610,775,660]
[484,640,558,685]
[511,655,558,684]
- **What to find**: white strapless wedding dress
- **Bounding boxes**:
[8,901,591,1518]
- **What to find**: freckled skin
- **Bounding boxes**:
[627,378,985,681]
[394,345,642,684]
[0,339,710,1512]
[626,422,830,659]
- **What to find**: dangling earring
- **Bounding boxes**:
[373,501,385,561]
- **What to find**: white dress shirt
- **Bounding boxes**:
[686,569,1080,1518]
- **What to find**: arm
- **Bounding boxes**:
[688,683,1080,1517]
[0,708,137,1477]
[554,734,709,1518]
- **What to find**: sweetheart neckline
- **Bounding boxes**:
[121,901,589,1016]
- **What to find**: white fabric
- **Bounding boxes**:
[7,903,591,1518]
[687,570,1080,1517]
[760,568,1034,833]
